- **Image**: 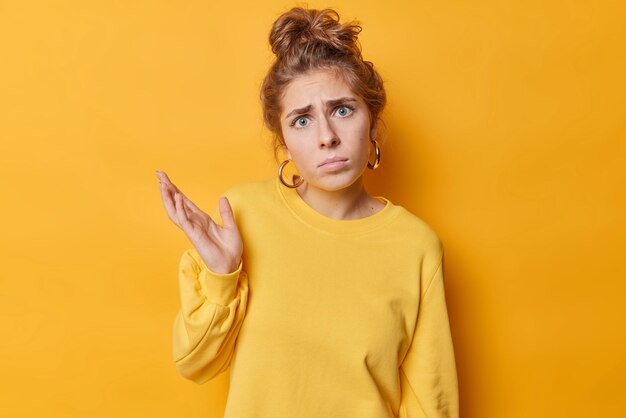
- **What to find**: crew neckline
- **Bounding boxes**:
[274,176,400,235]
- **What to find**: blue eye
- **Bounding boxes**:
[335,105,354,117]
[289,104,355,129]
[290,116,309,128]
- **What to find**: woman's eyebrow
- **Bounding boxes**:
[284,97,357,119]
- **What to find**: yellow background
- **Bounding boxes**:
[1,0,624,416]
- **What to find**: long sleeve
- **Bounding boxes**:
[398,261,459,418]
[172,247,249,384]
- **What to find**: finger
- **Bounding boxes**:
[174,192,192,232]
[157,170,172,183]
[181,194,210,220]
[219,196,238,230]
[157,173,208,229]
[159,178,172,197]
[161,181,200,216]
[158,171,180,193]
[161,180,189,213]
[159,182,180,226]
[160,180,177,198]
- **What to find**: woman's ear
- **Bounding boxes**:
[370,123,378,141]
[277,139,291,160]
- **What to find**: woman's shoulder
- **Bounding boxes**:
[387,203,444,255]
[220,177,276,203]
[210,177,276,226]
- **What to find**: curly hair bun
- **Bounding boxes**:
[269,7,362,62]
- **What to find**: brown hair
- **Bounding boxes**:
[260,7,386,160]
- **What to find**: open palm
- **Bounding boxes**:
[156,170,243,274]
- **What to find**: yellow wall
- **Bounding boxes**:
[1,0,624,416]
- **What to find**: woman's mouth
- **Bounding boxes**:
[318,157,349,171]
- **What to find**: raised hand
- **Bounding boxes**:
[156,170,243,274]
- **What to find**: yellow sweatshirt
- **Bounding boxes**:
[172,176,459,418]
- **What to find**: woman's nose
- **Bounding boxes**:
[319,118,340,148]
[320,136,340,148]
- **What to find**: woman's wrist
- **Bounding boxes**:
[208,258,241,275]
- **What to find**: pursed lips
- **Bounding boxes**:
[318,157,348,167]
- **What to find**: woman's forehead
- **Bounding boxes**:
[281,70,360,108]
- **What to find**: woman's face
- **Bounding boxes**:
[279,68,375,192]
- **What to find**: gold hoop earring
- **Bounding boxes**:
[278,159,304,188]
[367,139,381,170]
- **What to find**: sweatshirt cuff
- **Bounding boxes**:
[196,257,243,306]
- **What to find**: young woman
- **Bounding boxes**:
[157,7,458,418]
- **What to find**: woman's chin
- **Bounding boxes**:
[305,172,363,193]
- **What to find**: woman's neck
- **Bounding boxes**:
[295,177,384,220]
